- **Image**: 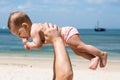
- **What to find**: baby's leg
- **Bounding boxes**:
[67,35,94,59]
[86,45,107,68]
[67,34,107,68]
[69,45,94,60]
[69,45,100,70]
[89,56,99,70]
[99,51,107,67]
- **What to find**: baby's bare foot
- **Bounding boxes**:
[100,52,108,68]
[89,56,99,70]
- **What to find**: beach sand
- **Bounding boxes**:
[0,56,119,80]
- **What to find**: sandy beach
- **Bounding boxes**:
[0,56,119,80]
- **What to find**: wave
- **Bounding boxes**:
[0,29,11,34]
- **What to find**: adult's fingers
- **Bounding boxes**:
[48,23,53,30]
[53,24,58,31]
[44,23,50,29]
[43,23,58,31]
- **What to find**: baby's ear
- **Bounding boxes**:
[22,23,29,29]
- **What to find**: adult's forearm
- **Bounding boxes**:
[53,37,73,80]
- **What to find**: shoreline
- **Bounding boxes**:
[0,53,120,62]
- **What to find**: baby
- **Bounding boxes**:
[8,11,107,70]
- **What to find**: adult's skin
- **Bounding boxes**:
[44,24,73,80]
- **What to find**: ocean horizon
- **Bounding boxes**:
[0,28,120,62]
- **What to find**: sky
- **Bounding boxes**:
[0,0,120,29]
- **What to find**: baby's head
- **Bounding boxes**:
[8,11,32,39]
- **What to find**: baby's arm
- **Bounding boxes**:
[22,30,43,50]
[22,38,30,50]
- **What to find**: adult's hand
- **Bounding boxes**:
[44,23,61,44]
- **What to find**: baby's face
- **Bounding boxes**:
[11,26,30,39]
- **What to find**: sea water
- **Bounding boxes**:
[0,29,120,61]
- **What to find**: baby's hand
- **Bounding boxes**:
[22,38,28,44]
[22,38,30,50]
[24,45,30,51]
